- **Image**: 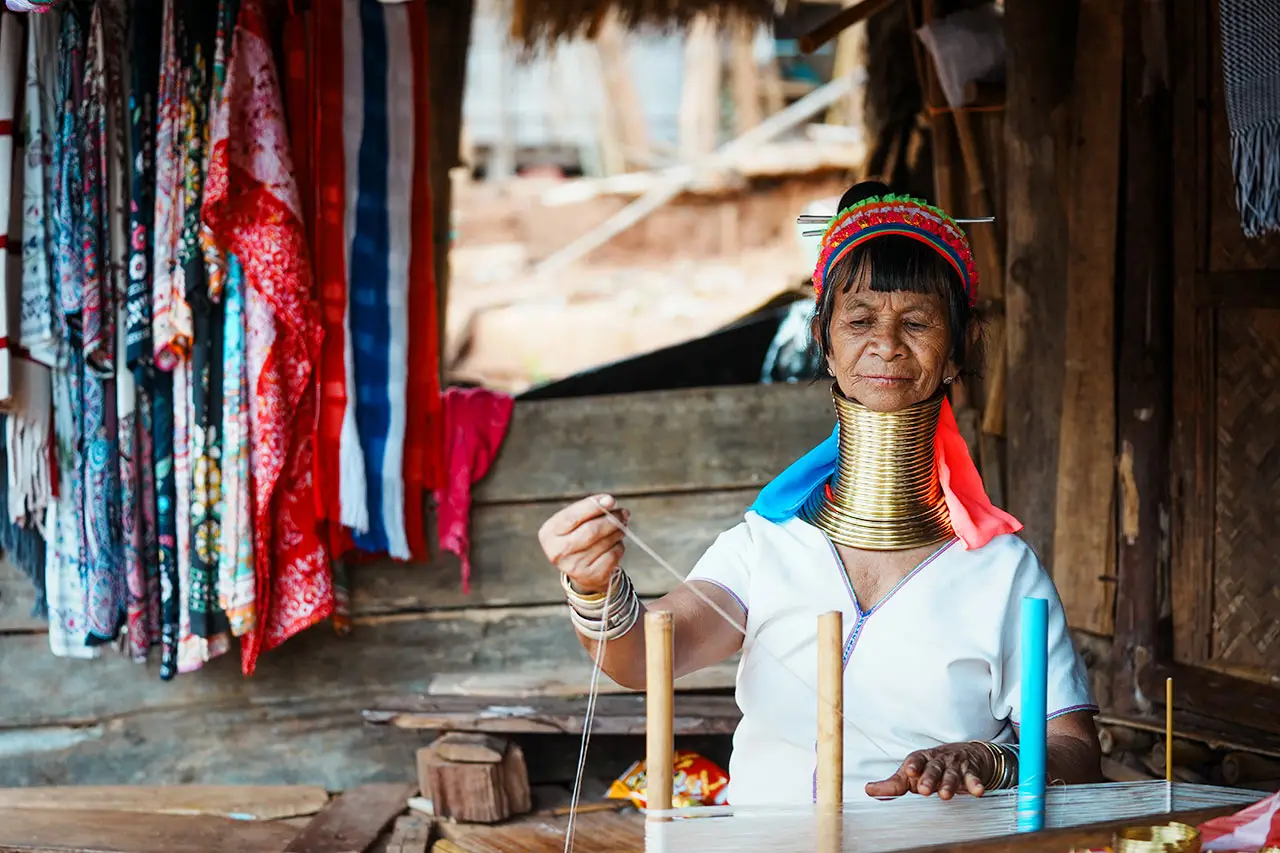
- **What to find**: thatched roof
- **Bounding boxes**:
[508,0,777,47]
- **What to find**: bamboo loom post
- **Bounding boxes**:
[645,610,675,822]
[817,610,844,853]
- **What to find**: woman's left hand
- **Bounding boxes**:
[864,743,992,800]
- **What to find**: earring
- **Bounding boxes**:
[942,376,954,385]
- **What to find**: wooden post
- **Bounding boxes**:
[1052,0,1125,636]
[679,16,721,163]
[1110,0,1172,716]
[730,15,763,134]
[426,0,476,374]
[645,610,674,822]
[817,610,844,853]
[594,12,650,170]
[1002,0,1079,566]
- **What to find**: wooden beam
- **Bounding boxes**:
[473,383,833,504]
[1003,0,1078,566]
[798,0,900,54]
[0,786,329,821]
[0,808,299,853]
[1110,0,1173,717]
[363,694,742,737]
[427,0,475,364]
[284,783,417,853]
[1052,0,1125,636]
[1168,0,1214,667]
[1150,662,1280,740]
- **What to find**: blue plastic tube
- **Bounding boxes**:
[1017,596,1048,832]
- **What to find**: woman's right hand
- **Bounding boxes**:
[537,493,630,594]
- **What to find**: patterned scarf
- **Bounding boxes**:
[177,0,229,672]
[151,0,182,679]
[125,0,163,662]
[20,10,59,368]
[205,0,331,675]
[79,0,124,646]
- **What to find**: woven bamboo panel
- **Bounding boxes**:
[1212,308,1280,672]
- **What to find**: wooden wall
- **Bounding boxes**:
[0,383,835,788]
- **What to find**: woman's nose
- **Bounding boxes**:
[866,323,906,359]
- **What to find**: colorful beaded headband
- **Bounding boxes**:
[801,194,985,305]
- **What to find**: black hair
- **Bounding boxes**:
[813,181,978,378]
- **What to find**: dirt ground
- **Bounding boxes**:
[446,171,849,392]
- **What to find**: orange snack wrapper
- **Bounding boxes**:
[607,750,730,809]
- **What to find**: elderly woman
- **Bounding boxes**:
[537,182,1102,806]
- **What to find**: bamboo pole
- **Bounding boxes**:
[645,610,675,822]
[817,610,844,853]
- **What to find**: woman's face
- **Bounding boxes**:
[821,266,955,412]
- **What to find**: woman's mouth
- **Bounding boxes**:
[860,375,912,386]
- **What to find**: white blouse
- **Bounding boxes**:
[685,511,1096,806]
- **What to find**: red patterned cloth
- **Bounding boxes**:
[310,0,353,561]
[204,0,332,675]
[435,387,514,593]
[403,0,444,559]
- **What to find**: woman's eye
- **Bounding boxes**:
[904,320,929,331]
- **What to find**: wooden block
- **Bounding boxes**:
[434,734,508,764]
[421,742,531,824]
[285,783,417,853]
[384,815,432,853]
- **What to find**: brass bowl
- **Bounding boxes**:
[1114,822,1201,853]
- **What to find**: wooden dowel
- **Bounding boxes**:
[799,0,900,55]
[816,610,844,853]
[645,610,675,822]
[1097,725,1155,756]
[1222,752,1280,786]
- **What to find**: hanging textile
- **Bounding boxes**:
[46,366,99,659]
[178,0,229,672]
[402,0,444,558]
[0,6,51,609]
[20,10,59,368]
[436,388,514,593]
[125,0,164,662]
[78,0,126,646]
[45,0,92,660]
[340,0,442,561]
[203,0,254,639]
[1219,0,1280,237]
[0,6,23,407]
[205,0,331,675]
[151,0,182,679]
[310,0,355,564]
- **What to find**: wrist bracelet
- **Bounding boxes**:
[564,569,640,640]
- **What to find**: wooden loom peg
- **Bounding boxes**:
[645,609,675,823]
[817,610,844,853]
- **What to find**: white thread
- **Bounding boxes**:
[589,497,895,761]
[642,782,1258,852]
[563,565,615,853]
